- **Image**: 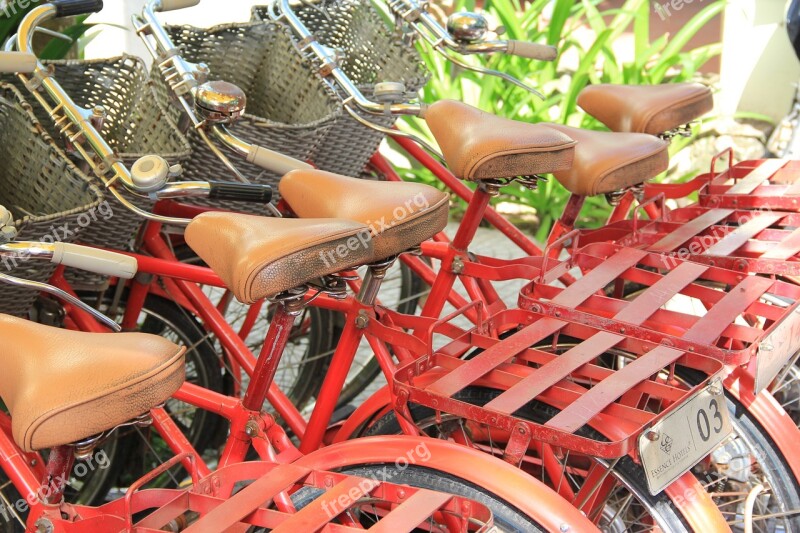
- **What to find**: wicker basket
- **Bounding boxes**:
[252,1,429,178]
[4,55,192,289]
[150,21,341,208]
[0,84,104,316]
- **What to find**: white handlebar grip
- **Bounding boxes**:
[506,41,558,61]
[52,243,138,279]
[158,0,200,11]
[247,145,313,175]
[0,52,37,73]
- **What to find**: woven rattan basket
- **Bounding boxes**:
[0,84,104,316]
[5,55,192,289]
[253,1,429,177]
[150,21,341,208]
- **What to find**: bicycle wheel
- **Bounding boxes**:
[290,464,542,532]
[614,282,800,531]
[363,386,689,532]
[79,294,227,497]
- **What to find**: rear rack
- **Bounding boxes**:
[60,460,492,531]
[583,201,800,277]
[520,243,800,393]
[390,305,723,461]
[642,149,800,211]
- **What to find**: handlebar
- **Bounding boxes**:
[506,40,558,61]
[51,0,103,17]
[0,52,37,73]
[3,3,280,228]
[157,0,200,11]
[384,0,550,96]
[0,233,138,331]
[132,0,311,177]
[0,241,137,279]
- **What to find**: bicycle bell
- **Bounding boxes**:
[194,80,247,124]
[0,205,16,243]
[446,12,489,43]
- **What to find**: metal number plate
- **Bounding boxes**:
[756,306,800,394]
[638,381,732,495]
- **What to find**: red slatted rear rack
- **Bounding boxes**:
[52,461,493,531]
[520,243,800,393]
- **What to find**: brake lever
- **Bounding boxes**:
[0,272,121,332]
[433,46,544,99]
[342,104,445,162]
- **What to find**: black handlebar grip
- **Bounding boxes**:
[208,182,273,204]
[52,0,104,18]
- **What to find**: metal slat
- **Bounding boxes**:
[369,489,454,533]
[484,331,622,414]
[702,213,783,257]
[272,477,372,533]
[484,262,709,414]
[648,209,733,253]
[426,318,564,397]
[185,464,311,533]
[545,345,684,433]
[552,247,649,307]
[725,159,789,194]
[681,276,775,344]
[761,227,800,260]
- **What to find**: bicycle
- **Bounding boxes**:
[6,3,800,528]
[0,210,563,532]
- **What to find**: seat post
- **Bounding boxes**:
[40,445,74,505]
[358,256,397,306]
[451,183,496,251]
[241,291,306,412]
[545,193,586,255]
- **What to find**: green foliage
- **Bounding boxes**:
[399,0,725,237]
[1,1,96,59]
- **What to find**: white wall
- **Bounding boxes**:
[85,1,262,65]
[719,0,800,121]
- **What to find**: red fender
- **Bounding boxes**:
[725,366,800,481]
[331,389,728,531]
[296,435,600,532]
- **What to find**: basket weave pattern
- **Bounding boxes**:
[4,56,192,288]
[0,84,104,316]
[253,1,429,177]
[150,21,341,208]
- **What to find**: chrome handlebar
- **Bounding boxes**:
[132,0,311,181]
[5,4,276,227]
[271,0,425,118]
[0,215,138,332]
[385,0,550,98]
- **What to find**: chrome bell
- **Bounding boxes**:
[0,205,16,243]
[446,12,489,43]
[194,80,247,124]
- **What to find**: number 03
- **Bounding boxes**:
[696,398,724,442]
